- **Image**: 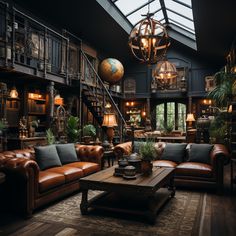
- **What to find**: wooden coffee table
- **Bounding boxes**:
[79,166,175,224]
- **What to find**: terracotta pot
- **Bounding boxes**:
[141,160,153,175]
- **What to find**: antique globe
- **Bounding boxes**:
[98,58,124,84]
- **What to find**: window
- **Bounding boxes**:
[156,102,186,131]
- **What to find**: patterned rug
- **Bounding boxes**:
[34,190,205,236]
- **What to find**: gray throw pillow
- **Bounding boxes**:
[188,143,213,164]
[56,143,78,164]
[133,141,144,153]
[35,145,62,170]
[161,143,187,163]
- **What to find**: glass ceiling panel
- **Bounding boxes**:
[169,19,195,36]
[127,0,161,25]
[113,0,196,48]
[115,0,147,16]
[166,10,195,31]
[165,0,193,20]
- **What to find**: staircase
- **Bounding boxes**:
[80,50,126,141]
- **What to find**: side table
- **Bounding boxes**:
[102,150,115,169]
[231,158,236,193]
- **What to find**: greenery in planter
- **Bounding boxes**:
[208,70,236,108]
[66,116,81,143]
[163,123,174,134]
[46,128,55,145]
[83,124,96,137]
[139,140,157,161]
[209,114,227,144]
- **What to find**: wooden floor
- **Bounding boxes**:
[0,164,236,236]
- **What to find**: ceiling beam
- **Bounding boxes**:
[96,0,132,34]
[159,0,169,24]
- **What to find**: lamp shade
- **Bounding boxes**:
[102,113,118,127]
[54,94,63,106]
[9,86,18,98]
[186,113,195,122]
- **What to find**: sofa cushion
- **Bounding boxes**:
[38,171,65,193]
[188,143,213,164]
[175,162,213,178]
[66,162,100,176]
[133,141,144,154]
[153,160,178,168]
[49,166,84,182]
[35,145,62,170]
[161,143,187,163]
[56,143,78,164]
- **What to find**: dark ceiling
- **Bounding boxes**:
[9,0,236,67]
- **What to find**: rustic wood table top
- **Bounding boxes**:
[80,166,175,195]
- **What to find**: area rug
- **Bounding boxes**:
[34,190,205,236]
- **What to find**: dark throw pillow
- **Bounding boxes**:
[133,141,145,154]
[161,143,187,163]
[188,143,213,164]
[35,145,62,170]
[56,143,78,164]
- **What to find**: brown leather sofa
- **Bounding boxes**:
[0,144,104,217]
[114,141,229,193]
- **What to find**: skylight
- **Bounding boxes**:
[112,0,196,47]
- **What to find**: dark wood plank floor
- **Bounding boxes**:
[0,164,236,236]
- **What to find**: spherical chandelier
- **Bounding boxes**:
[128,12,170,64]
[152,59,178,89]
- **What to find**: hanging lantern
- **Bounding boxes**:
[152,59,178,89]
[128,13,170,65]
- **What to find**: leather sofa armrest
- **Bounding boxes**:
[113,141,132,158]
[210,144,230,165]
[3,158,40,216]
[75,144,104,169]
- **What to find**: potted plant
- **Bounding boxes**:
[66,116,81,143]
[82,124,96,144]
[139,140,156,175]
[209,114,227,144]
[46,128,55,145]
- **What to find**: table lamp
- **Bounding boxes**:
[102,113,118,147]
[186,113,195,129]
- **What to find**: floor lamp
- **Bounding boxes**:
[102,113,118,148]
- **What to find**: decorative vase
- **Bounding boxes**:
[141,160,153,175]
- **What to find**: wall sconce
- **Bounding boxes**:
[126,102,130,106]
[142,111,146,117]
[9,86,19,98]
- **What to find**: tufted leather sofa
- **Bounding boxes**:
[114,141,229,194]
[0,144,104,217]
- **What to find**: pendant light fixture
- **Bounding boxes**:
[152,57,178,89]
[128,0,170,64]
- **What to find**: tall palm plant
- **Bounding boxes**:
[208,70,236,108]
